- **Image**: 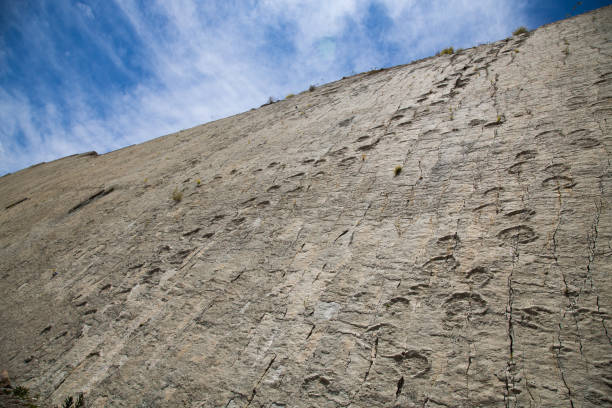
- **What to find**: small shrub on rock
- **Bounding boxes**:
[513,26,528,35]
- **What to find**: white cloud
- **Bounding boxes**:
[76,2,95,19]
[0,0,528,174]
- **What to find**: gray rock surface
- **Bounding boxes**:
[1,6,611,408]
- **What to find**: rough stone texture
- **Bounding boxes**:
[1,7,611,408]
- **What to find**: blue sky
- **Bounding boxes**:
[1,0,610,175]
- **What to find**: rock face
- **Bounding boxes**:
[1,7,611,408]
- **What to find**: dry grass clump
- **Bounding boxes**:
[513,26,528,36]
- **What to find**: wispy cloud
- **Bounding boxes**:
[0,0,535,175]
[76,2,95,19]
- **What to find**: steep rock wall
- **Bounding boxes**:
[1,6,611,408]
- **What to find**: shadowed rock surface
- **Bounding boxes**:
[1,7,611,408]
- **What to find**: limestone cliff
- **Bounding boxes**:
[1,6,611,408]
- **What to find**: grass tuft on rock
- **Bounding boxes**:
[513,26,528,35]
[13,386,29,398]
